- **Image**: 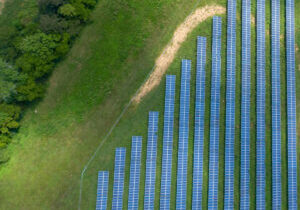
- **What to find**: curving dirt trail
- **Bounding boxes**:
[133,5,226,104]
[0,0,5,14]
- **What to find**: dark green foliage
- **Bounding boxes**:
[39,15,69,33]
[58,4,77,18]
[16,78,45,102]
[0,59,26,103]
[0,103,21,148]
[55,33,71,56]
[15,32,60,78]
[38,0,66,14]
[57,0,96,21]
[0,0,97,153]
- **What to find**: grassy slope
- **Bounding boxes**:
[0,0,299,209]
[0,0,206,209]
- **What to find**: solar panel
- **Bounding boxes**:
[192,36,206,210]
[271,0,282,208]
[224,0,236,209]
[208,16,222,210]
[144,112,159,210]
[240,0,251,209]
[128,137,142,210]
[96,171,109,210]
[112,148,126,210]
[176,59,191,210]
[160,75,176,210]
[256,0,266,208]
[286,0,297,209]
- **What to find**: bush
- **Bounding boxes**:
[39,14,69,34]
[0,58,26,103]
[16,78,45,102]
[0,103,21,147]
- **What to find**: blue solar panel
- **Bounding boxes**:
[112,148,126,210]
[144,112,159,210]
[96,171,109,210]
[176,59,191,210]
[286,0,297,209]
[208,16,222,210]
[128,137,142,210]
[271,0,282,208]
[256,0,266,208]
[160,75,176,210]
[224,0,236,209]
[192,36,206,210]
[240,0,251,209]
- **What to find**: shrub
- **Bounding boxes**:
[0,58,26,103]
[0,103,21,147]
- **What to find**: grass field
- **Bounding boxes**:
[0,0,299,209]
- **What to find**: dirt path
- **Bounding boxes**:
[133,5,226,104]
[0,0,5,14]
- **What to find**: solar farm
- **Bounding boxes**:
[93,0,298,209]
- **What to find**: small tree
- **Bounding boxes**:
[0,59,26,103]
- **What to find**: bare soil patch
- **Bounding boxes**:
[0,0,5,14]
[133,5,226,104]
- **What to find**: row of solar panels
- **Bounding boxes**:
[207,16,222,210]
[94,0,298,207]
[224,0,236,209]
[176,59,191,210]
[240,0,251,209]
[271,0,282,209]
[256,0,266,209]
[286,0,297,209]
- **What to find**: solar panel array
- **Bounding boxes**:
[208,16,222,210]
[192,36,206,210]
[286,0,298,209]
[271,0,282,208]
[240,0,251,209]
[160,75,176,210]
[93,2,299,208]
[96,171,109,210]
[256,0,266,208]
[128,137,142,210]
[112,148,126,210]
[144,111,159,210]
[224,0,236,209]
[176,59,191,210]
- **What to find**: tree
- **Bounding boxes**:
[55,33,71,56]
[16,78,45,102]
[38,0,66,14]
[58,0,97,21]
[39,14,68,33]
[17,32,60,59]
[0,103,21,148]
[15,32,60,78]
[0,59,26,103]
[58,4,77,18]
[72,0,97,8]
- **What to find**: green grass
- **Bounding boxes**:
[0,0,299,209]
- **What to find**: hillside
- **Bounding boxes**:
[0,0,299,209]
